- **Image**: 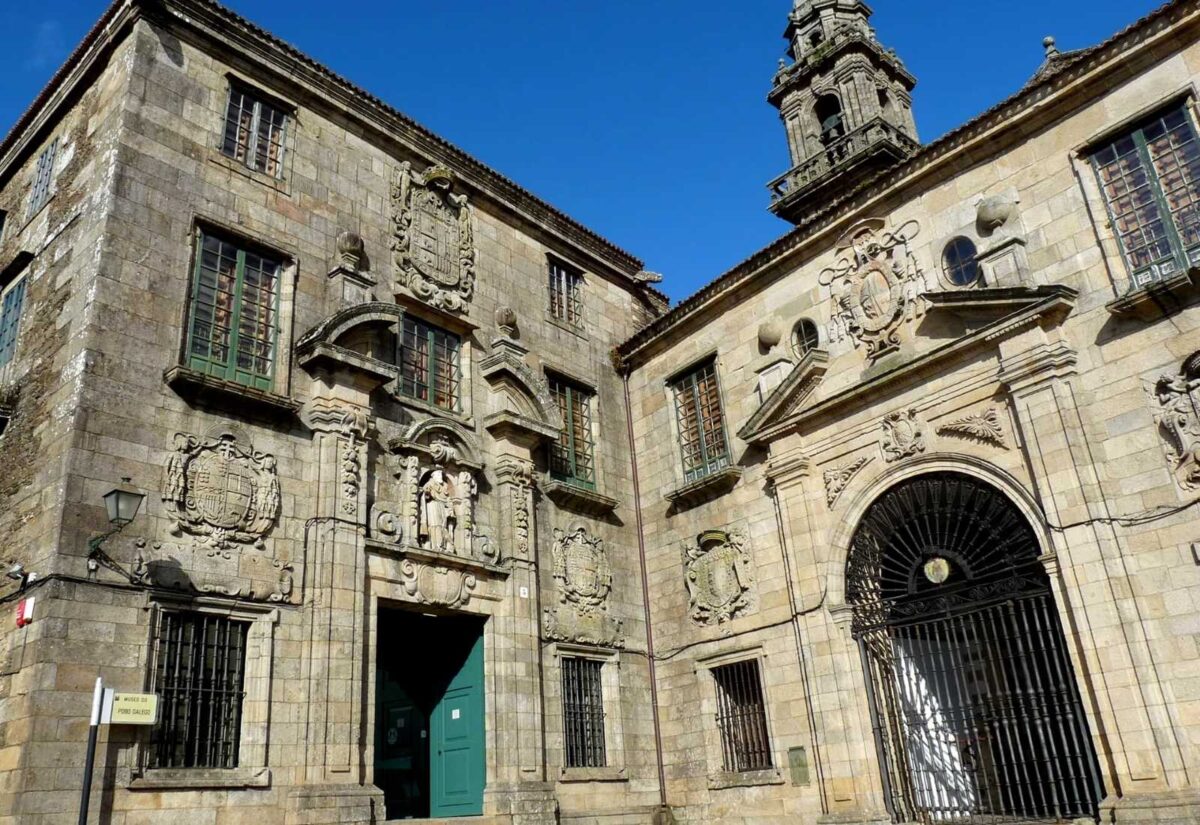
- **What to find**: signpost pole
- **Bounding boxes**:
[78,677,102,825]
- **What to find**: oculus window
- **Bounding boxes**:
[942,236,981,286]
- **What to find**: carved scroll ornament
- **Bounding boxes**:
[390,161,477,313]
[1154,355,1200,490]
[823,455,873,508]
[162,428,280,556]
[400,558,476,608]
[937,408,1009,450]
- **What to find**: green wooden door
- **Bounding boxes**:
[429,627,485,817]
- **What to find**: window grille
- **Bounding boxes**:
[398,316,461,411]
[222,85,289,178]
[149,611,249,770]
[0,276,28,371]
[186,229,282,389]
[562,657,606,768]
[27,137,58,219]
[548,376,595,487]
[711,658,773,773]
[671,361,730,482]
[548,258,583,326]
[1092,104,1200,289]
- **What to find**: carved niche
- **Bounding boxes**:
[881,409,926,463]
[162,426,280,557]
[390,161,477,314]
[1153,353,1200,490]
[937,408,1009,450]
[543,526,623,648]
[385,419,494,563]
[683,528,755,626]
[822,218,925,359]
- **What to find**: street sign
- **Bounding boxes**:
[100,690,158,725]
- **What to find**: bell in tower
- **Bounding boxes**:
[767,0,919,225]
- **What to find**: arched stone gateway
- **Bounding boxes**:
[846,472,1104,823]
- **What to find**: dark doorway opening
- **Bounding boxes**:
[375,607,486,820]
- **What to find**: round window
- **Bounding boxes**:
[943,237,981,286]
[792,318,820,359]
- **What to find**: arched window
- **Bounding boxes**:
[791,318,820,358]
[814,94,845,147]
[942,236,981,286]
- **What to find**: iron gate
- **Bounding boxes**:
[847,473,1104,823]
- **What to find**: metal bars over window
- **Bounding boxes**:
[548,375,596,488]
[548,258,583,326]
[149,611,249,770]
[711,658,773,773]
[1092,104,1200,289]
[561,657,606,769]
[222,85,288,178]
[186,229,282,390]
[27,137,58,219]
[398,315,461,411]
[672,360,730,482]
[0,276,28,371]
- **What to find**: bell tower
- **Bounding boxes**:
[767,0,919,225]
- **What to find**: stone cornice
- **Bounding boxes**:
[614,0,1199,369]
[0,0,664,302]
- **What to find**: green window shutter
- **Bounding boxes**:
[549,377,596,488]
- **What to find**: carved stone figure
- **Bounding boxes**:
[881,409,926,462]
[420,469,453,553]
[823,455,874,508]
[683,529,755,626]
[390,161,477,313]
[937,408,1009,449]
[1153,356,1200,489]
[400,559,476,608]
[161,427,280,556]
[819,218,925,359]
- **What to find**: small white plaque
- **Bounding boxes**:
[519,586,529,599]
[451,708,461,720]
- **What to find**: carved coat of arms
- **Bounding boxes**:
[822,218,925,359]
[552,526,612,614]
[683,529,754,626]
[1153,353,1200,489]
[162,428,280,555]
[881,409,926,463]
[390,161,476,313]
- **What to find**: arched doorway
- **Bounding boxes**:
[846,472,1103,823]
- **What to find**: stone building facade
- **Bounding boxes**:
[2,0,1200,824]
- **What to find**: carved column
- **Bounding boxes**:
[1000,329,1189,812]
[291,392,377,821]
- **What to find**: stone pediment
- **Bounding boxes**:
[479,333,562,445]
[738,349,829,446]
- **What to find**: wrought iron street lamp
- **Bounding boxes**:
[87,477,145,560]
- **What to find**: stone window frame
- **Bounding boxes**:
[209,73,297,194]
[391,298,477,425]
[940,236,983,288]
[1070,85,1200,298]
[695,645,784,791]
[128,597,278,790]
[25,135,59,223]
[548,643,627,783]
[790,317,822,360]
[545,253,586,334]
[664,350,733,485]
[175,215,300,401]
[545,368,600,490]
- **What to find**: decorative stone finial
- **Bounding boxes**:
[495,305,518,338]
[336,230,364,270]
[1043,36,1058,58]
[758,320,783,350]
[976,194,1017,233]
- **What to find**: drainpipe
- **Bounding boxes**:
[622,367,670,819]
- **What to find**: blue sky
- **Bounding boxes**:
[0,0,1164,303]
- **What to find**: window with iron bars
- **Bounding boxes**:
[186,228,282,390]
[0,274,28,372]
[398,315,461,411]
[548,375,596,488]
[149,611,249,769]
[561,657,606,768]
[711,659,773,773]
[222,84,289,179]
[547,257,583,326]
[1091,103,1200,289]
[27,137,58,219]
[671,360,730,482]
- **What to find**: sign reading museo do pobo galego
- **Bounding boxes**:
[102,689,159,725]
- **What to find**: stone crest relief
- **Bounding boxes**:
[400,558,476,608]
[1153,353,1200,490]
[822,218,925,359]
[683,528,755,626]
[162,427,280,556]
[390,161,477,313]
[543,526,623,648]
[881,409,926,463]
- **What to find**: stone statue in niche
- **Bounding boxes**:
[821,218,925,359]
[161,426,280,557]
[418,467,478,555]
[682,528,755,626]
[1153,353,1200,490]
[390,161,476,313]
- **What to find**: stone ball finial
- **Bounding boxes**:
[1043,36,1058,57]
[758,319,783,350]
[976,194,1018,233]
[336,230,364,270]
[495,305,518,338]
